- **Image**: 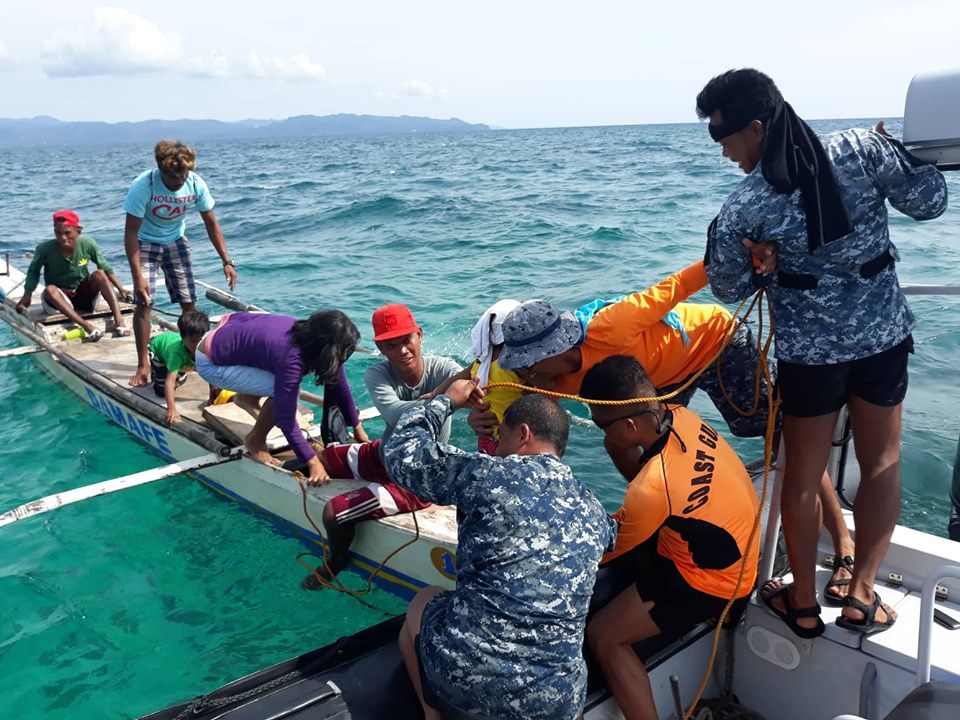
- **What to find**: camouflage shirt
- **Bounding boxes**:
[706,128,947,364]
[383,395,617,720]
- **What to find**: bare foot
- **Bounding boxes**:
[246,443,280,466]
[128,369,150,387]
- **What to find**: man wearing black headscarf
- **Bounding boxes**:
[697,69,947,638]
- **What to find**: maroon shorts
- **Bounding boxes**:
[324,440,431,527]
[42,275,100,314]
[477,436,499,456]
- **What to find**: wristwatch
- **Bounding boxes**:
[222,259,236,268]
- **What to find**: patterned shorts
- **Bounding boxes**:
[140,237,196,305]
[324,440,431,527]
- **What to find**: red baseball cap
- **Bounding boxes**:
[372,304,419,342]
[53,210,81,227]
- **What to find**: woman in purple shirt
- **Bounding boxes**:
[197,310,363,483]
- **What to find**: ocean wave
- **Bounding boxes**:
[322,195,408,223]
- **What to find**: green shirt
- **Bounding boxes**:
[23,235,115,296]
[149,332,195,374]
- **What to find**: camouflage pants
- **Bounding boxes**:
[661,321,776,438]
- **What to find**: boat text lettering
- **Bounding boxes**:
[84,387,172,455]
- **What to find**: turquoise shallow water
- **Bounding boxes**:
[1,121,959,717]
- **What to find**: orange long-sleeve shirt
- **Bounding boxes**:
[555,260,732,395]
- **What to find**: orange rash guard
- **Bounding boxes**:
[603,406,760,600]
[554,260,733,395]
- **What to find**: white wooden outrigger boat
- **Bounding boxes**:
[0,263,460,600]
[8,69,960,720]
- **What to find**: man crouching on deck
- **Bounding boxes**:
[383,383,616,720]
[581,355,758,720]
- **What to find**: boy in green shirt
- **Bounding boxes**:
[149,310,210,425]
[16,210,131,341]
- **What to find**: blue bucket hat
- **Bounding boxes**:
[498,299,583,371]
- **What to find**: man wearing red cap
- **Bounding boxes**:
[16,211,132,340]
[301,303,462,589]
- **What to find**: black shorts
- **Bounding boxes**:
[777,335,913,418]
[635,552,743,640]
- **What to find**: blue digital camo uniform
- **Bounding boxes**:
[707,128,947,365]
[383,396,617,720]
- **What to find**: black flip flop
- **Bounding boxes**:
[836,592,896,635]
[761,581,825,639]
[823,555,855,607]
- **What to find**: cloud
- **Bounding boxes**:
[40,7,326,82]
[184,50,231,79]
[42,6,185,77]
[246,52,326,81]
[376,80,450,100]
[0,40,14,71]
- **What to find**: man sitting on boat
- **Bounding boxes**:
[384,384,617,720]
[697,68,948,636]
[123,140,238,388]
[580,355,758,720]
[16,210,132,341]
[302,303,462,589]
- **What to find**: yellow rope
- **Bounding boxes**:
[682,290,778,719]
[485,288,778,719]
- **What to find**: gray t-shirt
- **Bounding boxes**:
[363,354,463,444]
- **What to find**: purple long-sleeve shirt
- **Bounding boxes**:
[210,313,359,462]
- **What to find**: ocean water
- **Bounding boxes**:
[1,121,959,717]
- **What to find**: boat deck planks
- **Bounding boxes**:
[66,334,211,424]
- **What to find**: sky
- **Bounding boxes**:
[1,0,958,128]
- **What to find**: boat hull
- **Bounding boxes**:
[0,279,457,601]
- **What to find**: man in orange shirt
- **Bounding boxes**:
[581,355,759,720]
[492,260,765,477]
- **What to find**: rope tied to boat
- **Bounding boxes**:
[292,470,422,611]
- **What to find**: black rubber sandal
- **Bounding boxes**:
[836,592,897,635]
[761,581,825,639]
[823,555,855,607]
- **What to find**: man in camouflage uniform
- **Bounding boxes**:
[698,68,947,636]
[384,383,616,720]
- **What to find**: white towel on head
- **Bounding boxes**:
[470,299,521,386]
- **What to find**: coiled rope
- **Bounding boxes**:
[293,470,422,613]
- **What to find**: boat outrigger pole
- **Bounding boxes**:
[0,448,244,529]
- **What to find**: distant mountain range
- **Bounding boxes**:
[0,114,492,146]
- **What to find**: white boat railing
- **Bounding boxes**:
[758,445,786,587]
[917,564,960,685]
